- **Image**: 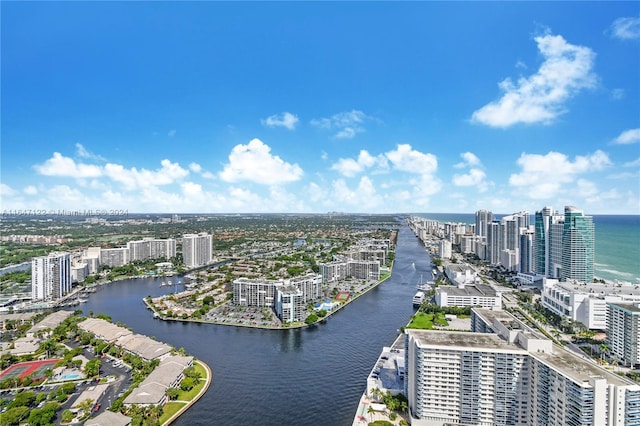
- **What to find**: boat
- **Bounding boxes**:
[413,291,426,307]
[416,274,433,291]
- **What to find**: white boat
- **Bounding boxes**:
[413,291,425,307]
[416,274,432,291]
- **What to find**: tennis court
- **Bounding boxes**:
[335,291,351,302]
[0,359,59,381]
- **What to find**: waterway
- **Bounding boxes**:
[79,220,430,426]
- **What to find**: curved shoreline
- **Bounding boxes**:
[162,359,212,426]
[144,264,394,331]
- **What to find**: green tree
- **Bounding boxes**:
[8,390,35,409]
[61,409,74,423]
[179,377,195,392]
[305,314,318,325]
[84,358,101,377]
[1,406,30,425]
[39,339,58,359]
[165,387,180,400]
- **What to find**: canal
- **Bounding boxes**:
[79,220,431,426]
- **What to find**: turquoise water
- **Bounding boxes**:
[414,213,640,283]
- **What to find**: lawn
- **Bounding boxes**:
[159,402,185,424]
[176,361,208,401]
[406,312,449,329]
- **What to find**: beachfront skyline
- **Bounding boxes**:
[1,2,639,215]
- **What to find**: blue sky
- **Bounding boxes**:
[1,2,639,215]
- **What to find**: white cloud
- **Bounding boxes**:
[453,169,488,190]
[452,152,489,192]
[189,162,215,179]
[331,177,380,210]
[219,138,303,185]
[311,110,371,139]
[624,157,640,168]
[611,88,625,100]
[23,186,38,195]
[168,129,177,137]
[385,144,437,174]
[454,152,482,168]
[75,143,106,161]
[306,182,326,203]
[509,150,611,199]
[103,159,189,190]
[609,17,640,40]
[1,183,16,197]
[612,128,640,145]
[331,150,386,177]
[261,112,299,130]
[471,32,596,128]
[35,152,103,178]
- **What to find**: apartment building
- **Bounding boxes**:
[320,259,380,283]
[182,233,212,268]
[100,247,130,268]
[32,252,71,301]
[127,238,176,262]
[405,308,640,426]
[607,302,640,367]
[232,278,276,307]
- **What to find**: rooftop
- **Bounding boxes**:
[532,346,636,387]
[608,302,640,314]
[438,283,498,297]
[71,383,109,409]
[85,411,131,426]
[406,329,521,351]
[28,310,73,335]
[78,318,133,341]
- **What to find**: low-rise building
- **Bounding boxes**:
[542,278,640,330]
[78,318,133,342]
[117,333,172,362]
[123,356,193,407]
[435,283,501,309]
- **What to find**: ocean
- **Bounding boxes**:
[413,213,640,284]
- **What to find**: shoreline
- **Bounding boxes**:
[162,359,213,426]
[144,263,394,331]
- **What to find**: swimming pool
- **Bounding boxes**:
[59,373,81,380]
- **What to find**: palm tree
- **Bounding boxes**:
[367,405,375,423]
[40,340,58,359]
[600,344,610,361]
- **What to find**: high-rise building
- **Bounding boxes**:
[100,247,130,268]
[127,238,176,262]
[405,309,640,426]
[32,252,71,301]
[533,206,554,276]
[561,206,595,283]
[519,227,535,274]
[534,206,592,283]
[182,233,213,268]
[607,302,640,367]
[486,221,502,265]
[475,210,493,238]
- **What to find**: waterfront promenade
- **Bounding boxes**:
[163,359,212,426]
